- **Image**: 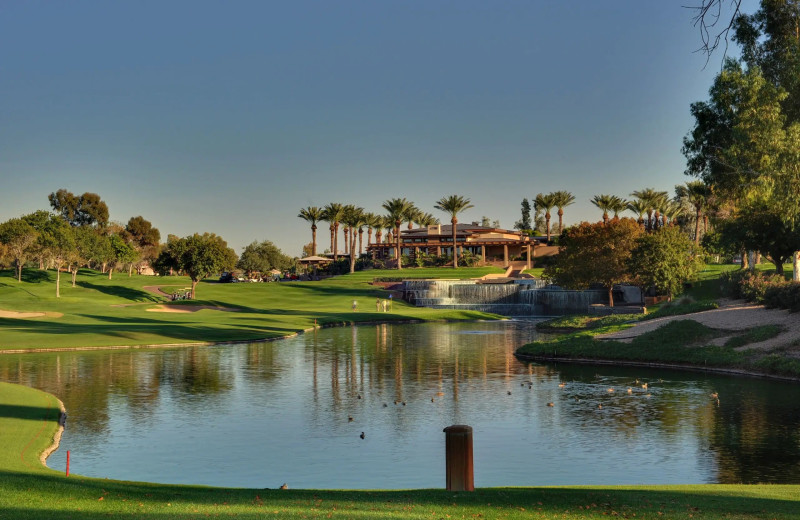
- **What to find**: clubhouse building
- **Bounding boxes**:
[367,223,538,268]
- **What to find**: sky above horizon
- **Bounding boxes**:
[0,1,757,257]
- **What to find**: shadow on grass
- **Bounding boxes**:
[0,404,59,422]
[0,316,300,345]
[0,469,799,519]
[75,282,162,303]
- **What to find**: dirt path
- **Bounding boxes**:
[597,299,800,351]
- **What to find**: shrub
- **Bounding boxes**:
[764,282,800,312]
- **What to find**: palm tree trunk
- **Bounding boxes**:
[545,213,551,241]
[311,224,317,256]
[334,223,340,261]
[329,225,335,257]
[358,228,363,254]
[557,208,564,235]
[395,222,403,270]
[350,228,356,273]
[452,217,458,268]
[343,227,349,255]
[694,208,701,246]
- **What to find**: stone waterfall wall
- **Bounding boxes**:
[402,279,605,316]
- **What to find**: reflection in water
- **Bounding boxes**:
[1,320,800,488]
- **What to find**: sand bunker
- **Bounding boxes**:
[0,309,63,318]
[147,304,239,313]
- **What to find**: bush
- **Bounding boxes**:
[722,269,799,309]
[764,282,800,312]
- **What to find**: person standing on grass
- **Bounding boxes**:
[352,300,358,312]
[376,298,381,311]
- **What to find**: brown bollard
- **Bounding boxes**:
[443,425,474,491]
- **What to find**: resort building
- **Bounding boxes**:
[367,224,539,268]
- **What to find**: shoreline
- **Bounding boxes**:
[0,317,499,355]
[40,397,66,467]
[514,353,800,382]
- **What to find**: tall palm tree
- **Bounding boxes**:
[322,203,344,260]
[591,194,616,225]
[675,180,711,245]
[434,195,474,268]
[551,190,576,235]
[651,192,669,231]
[341,205,365,273]
[626,198,649,228]
[382,198,417,270]
[534,193,558,241]
[405,207,420,230]
[297,206,323,257]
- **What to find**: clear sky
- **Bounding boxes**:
[0,1,756,257]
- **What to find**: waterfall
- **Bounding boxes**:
[401,279,605,316]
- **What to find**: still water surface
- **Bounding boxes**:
[2,320,799,488]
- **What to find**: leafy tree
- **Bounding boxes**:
[0,218,38,281]
[716,203,800,274]
[31,214,76,298]
[544,219,643,307]
[514,198,532,234]
[156,233,237,298]
[297,206,324,257]
[433,195,473,269]
[48,189,109,228]
[237,240,292,277]
[124,216,161,273]
[629,226,703,301]
[107,234,138,279]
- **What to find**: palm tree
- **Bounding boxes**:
[626,198,649,228]
[382,198,417,270]
[630,188,668,232]
[660,200,685,227]
[413,211,439,228]
[322,203,344,260]
[534,193,558,241]
[297,206,324,257]
[551,190,576,235]
[405,207,420,230]
[675,180,711,245]
[591,194,616,225]
[608,195,628,220]
[434,195,474,268]
[341,205,365,273]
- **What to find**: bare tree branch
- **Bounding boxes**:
[685,0,743,65]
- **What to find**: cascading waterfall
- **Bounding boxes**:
[402,279,605,316]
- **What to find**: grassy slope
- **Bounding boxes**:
[518,263,800,377]
[0,267,502,350]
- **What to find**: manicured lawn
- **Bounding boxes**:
[0,267,504,350]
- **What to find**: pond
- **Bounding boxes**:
[2,320,799,489]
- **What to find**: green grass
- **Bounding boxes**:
[0,267,504,350]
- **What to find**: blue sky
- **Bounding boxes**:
[0,1,756,257]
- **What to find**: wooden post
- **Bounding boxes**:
[526,244,531,270]
[443,425,474,491]
[503,245,509,266]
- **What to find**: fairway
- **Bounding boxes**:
[0,267,503,351]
